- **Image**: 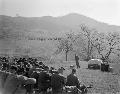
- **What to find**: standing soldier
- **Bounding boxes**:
[75,54,80,68]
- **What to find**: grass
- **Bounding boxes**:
[50,60,120,94]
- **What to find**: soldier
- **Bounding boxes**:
[38,66,51,94]
[17,65,25,75]
[1,65,36,94]
[0,69,9,92]
[51,68,66,94]
[75,54,80,68]
[66,68,89,94]
[49,67,55,74]
[66,69,80,89]
[1,62,9,71]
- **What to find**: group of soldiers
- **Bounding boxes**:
[0,56,90,94]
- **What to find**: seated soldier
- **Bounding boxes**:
[66,69,88,94]
[1,62,9,71]
[51,68,66,94]
[1,65,36,94]
[30,68,41,91]
[25,68,41,94]
[0,69,9,92]
[49,67,55,75]
[38,66,51,94]
[70,65,75,70]
[17,65,25,75]
[66,69,80,89]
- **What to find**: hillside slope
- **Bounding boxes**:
[0,13,120,56]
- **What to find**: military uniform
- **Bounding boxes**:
[66,73,80,89]
[0,70,9,91]
[0,71,36,94]
[38,71,51,94]
[51,73,66,94]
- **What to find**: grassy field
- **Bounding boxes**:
[49,61,120,94]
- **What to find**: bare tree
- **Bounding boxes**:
[75,24,98,61]
[64,25,98,61]
[92,32,120,62]
[55,36,73,61]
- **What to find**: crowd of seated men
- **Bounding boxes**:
[0,56,91,94]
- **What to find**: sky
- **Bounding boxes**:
[0,0,120,26]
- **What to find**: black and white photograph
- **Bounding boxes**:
[0,0,120,94]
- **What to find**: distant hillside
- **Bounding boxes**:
[1,13,120,39]
[0,13,120,56]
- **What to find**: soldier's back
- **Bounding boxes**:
[3,73,19,94]
[0,70,9,91]
[66,73,80,89]
[38,71,51,89]
[51,73,65,91]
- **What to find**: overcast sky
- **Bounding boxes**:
[0,0,120,25]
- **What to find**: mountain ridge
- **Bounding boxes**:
[0,13,120,56]
[1,13,120,26]
[1,13,120,40]
[0,13,120,28]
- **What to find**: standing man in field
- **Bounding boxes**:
[75,54,80,68]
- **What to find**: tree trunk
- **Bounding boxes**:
[66,51,68,61]
[87,38,91,61]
